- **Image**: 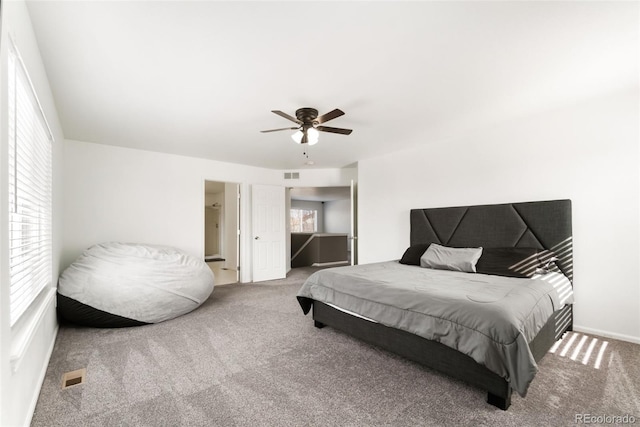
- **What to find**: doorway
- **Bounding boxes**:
[204,180,240,285]
[288,185,356,271]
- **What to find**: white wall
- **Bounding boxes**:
[62,140,281,279]
[0,1,64,426]
[203,207,220,255]
[283,167,357,187]
[205,192,224,207]
[358,88,639,343]
[324,199,350,233]
[62,140,355,283]
[204,192,223,256]
[324,199,351,250]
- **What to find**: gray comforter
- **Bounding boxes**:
[297,261,571,396]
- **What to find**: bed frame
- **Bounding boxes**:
[309,199,573,410]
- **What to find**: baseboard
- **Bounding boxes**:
[573,325,640,345]
[311,261,349,267]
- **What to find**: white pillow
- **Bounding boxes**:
[420,243,483,273]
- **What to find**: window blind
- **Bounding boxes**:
[7,43,53,326]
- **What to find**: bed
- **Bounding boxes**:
[296,199,573,409]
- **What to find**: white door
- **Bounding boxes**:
[350,180,358,265]
[252,184,286,281]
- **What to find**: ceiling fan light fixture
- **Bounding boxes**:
[291,127,319,145]
[291,130,303,144]
[307,128,319,145]
[265,107,352,147]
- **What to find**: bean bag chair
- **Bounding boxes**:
[57,242,214,327]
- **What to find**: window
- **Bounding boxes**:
[7,42,53,326]
[290,208,317,232]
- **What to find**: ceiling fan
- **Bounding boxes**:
[261,108,353,145]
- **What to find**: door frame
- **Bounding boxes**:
[287,185,357,270]
[202,180,241,283]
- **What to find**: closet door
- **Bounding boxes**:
[251,184,286,282]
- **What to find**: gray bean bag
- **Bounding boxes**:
[57,242,214,327]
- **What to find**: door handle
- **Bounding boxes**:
[255,236,260,240]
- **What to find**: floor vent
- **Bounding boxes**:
[61,368,86,389]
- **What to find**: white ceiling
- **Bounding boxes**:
[26,1,637,170]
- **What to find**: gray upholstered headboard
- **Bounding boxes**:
[410,200,573,281]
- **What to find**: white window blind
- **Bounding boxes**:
[7,42,53,326]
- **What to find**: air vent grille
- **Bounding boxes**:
[284,172,300,180]
[61,368,86,389]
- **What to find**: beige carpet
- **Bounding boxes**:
[32,267,640,426]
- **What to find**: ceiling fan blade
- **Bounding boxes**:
[271,110,301,124]
[316,108,345,124]
[260,127,299,133]
[316,125,353,135]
